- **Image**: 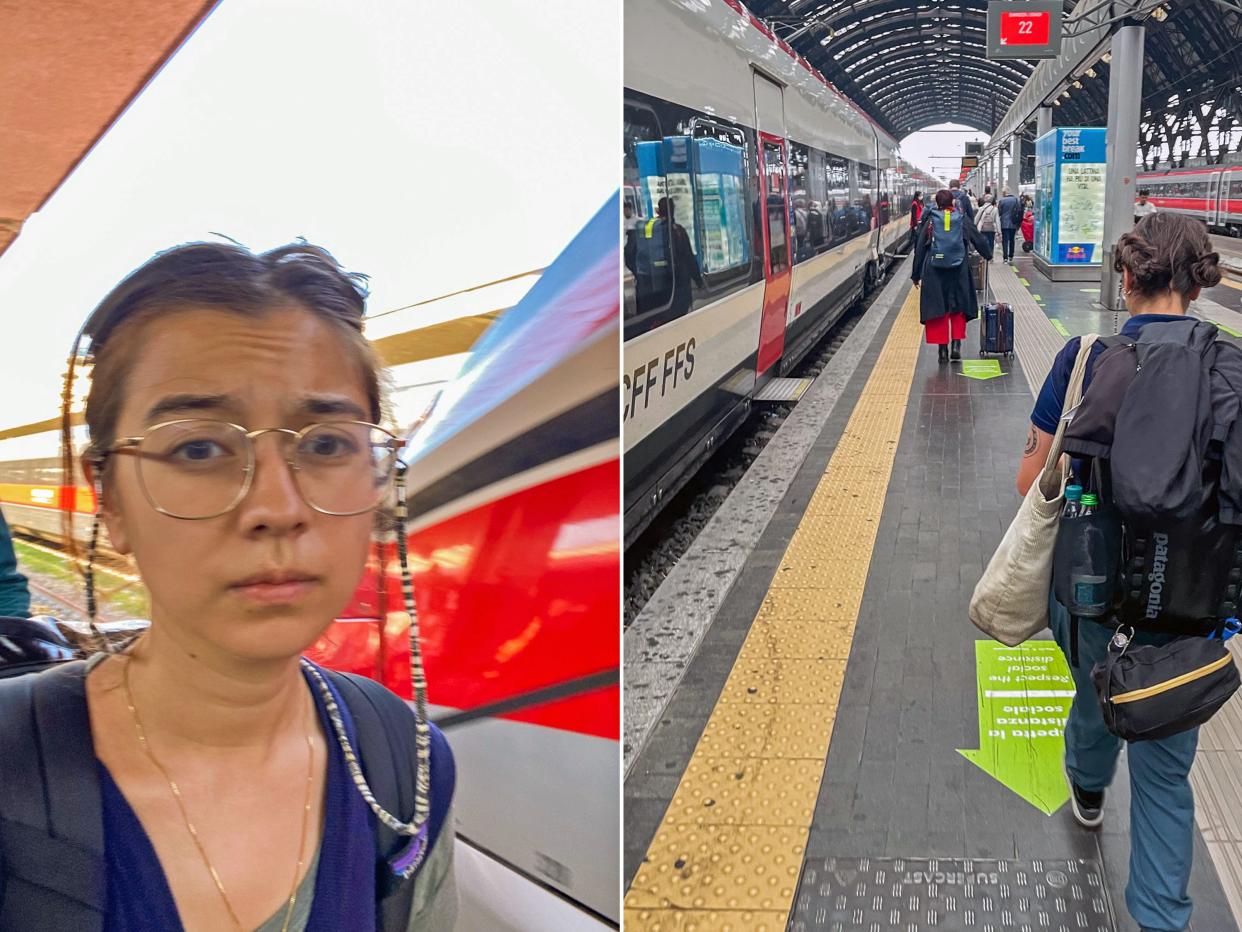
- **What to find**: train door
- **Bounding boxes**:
[1208,171,1223,227]
[753,72,790,376]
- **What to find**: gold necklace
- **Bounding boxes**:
[122,658,315,932]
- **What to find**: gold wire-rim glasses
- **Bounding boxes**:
[97,419,405,519]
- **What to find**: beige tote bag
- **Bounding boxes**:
[969,335,1098,646]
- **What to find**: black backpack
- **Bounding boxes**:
[1063,319,1242,634]
[0,651,453,930]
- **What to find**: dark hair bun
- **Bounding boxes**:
[1192,251,1222,289]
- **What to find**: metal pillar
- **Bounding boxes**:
[1009,135,1021,194]
[1037,105,1052,139]
[1099,23,1146,311]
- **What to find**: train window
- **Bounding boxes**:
[824,153,851,244]
[877,169,891,227]
[792,146,829,257]
[761,139,789,275]
[854,162,875,233]
[623,102,677,337]
[789,143,816,265]
[690,120,750,276]
[1231,177,1242,199]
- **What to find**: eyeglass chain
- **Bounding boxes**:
[85,461,432,880]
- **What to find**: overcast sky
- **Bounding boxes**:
[901,122,992,187]
[0,0,617,435]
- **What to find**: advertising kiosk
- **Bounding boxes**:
[1034,127,1107,281]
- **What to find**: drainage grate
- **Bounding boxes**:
[756,377,814,402]
[788,857,1113,932]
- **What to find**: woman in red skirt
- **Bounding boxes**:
[912,188,993,363]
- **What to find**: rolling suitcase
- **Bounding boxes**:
[981,302,1014,357]
[977,250,1013,356]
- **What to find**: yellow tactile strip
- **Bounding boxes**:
[625,289,924,930]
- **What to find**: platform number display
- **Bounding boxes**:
[986,1,1062,60]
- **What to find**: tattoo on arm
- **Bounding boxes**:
[1024,425,1039,457]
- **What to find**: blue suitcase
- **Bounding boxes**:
[981,302,1014,357]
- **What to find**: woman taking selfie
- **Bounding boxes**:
[0,243,455,931]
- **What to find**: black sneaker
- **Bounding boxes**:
[938,344,949,364]
[1069,780,1104,829]
[950,340,962,362]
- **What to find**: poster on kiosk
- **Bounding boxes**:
[1034,126,1107,281]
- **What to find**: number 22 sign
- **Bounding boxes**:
[986,1,1062,60]
[1000,10,1050,44]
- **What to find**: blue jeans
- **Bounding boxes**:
[983,231,996,258]
[1048,593,1198,932]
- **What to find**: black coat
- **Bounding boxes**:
[911,212,993,324]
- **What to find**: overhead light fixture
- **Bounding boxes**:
[1086,67,1097,78]
[1062,89,1070,98]
[1073,80,1082,89]
[1151,5,1168,21]
[1102,51,1112,63]
[1054,99,1062,106]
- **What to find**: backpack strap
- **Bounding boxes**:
[0,661,105,931]
[1098,333,1134,350]
[321,670,455,918]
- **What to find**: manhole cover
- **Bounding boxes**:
[788,857,1113,931]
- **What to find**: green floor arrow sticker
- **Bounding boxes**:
[960,359,1004,380]
[958,641,1074,815]
[1050,318,1071,338]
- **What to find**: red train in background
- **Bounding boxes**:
[1138,164,1242,235]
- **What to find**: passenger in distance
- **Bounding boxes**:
[0,243,456,931]
[948,179,974,221]
[976,194,999,262]
[907,191,924,253]
[1134,188,1159,224]
[1018,214,1223,932]
[998,187,1023,264]
[912,188,993,364]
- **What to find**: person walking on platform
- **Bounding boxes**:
[976,194,999,261]
[912,188,993,364]
[0,243,457,930]
[998,187,1022,263]
[948,178,975,221]
[908,191,924,251]
[0,506,30,618]
[1017,214,1223,932]
[1134,188,1158,223]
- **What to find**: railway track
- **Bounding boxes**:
[623,256,903,624]
[26,577,90,619]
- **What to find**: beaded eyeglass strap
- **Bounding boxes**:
[300,462,432,880]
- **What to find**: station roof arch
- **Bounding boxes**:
[739,0,1242,148]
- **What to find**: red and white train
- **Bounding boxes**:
[1138,165,1242,235]
[623,0,939,545]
